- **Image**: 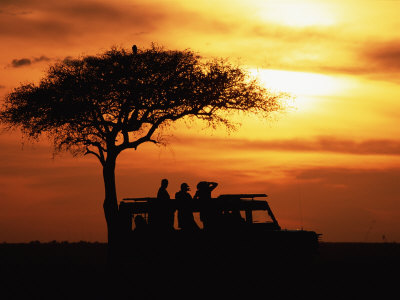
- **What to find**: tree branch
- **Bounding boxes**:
[116,109,198,153]
[84,147,105,165]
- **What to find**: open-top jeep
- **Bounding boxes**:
[118,193,320,266]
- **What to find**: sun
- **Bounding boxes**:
[250,69,343,112]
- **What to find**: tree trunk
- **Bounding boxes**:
[102,155,120,266]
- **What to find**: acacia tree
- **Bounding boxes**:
[0,45,283,247]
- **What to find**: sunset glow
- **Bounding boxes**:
[257,2,337,27]
[1,0,400,243]
[251,69,346,112]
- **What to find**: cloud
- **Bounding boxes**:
[300,39,400,82]
[0,1,171,42]
[10,55,50,68]
[11,58,31,67]
[363,40,400,72]
[248,23,338,43]
[0,0,399,86]
[0,0,348,57]
[290,167,400,188]
[0,0,397,84]
[174,135,400,156]
[33,55,50,62]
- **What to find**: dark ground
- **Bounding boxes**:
[0,242,399,299]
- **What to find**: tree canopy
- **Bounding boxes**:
[0,45,283,166]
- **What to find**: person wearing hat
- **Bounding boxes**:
[175,183,199,231]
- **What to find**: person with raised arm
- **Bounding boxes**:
[194,181,218,230]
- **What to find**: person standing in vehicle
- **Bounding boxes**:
[193,181,218,230]
[149,178,174,230]
[176,183,199,231]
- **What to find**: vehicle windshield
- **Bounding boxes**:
[251,210,274,223]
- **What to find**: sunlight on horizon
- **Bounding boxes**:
[250,68,347,112]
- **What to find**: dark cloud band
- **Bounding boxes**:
[10,55,50,68]
[175,136,400,156]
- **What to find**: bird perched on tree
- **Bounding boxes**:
[132,44,137,55]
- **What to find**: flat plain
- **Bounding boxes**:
[0,242,398,299]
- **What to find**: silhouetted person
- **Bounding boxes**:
[149,178,175,231]
[194,181,218,230]
[175,183,199,231]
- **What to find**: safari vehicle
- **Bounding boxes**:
[118,194,320,265]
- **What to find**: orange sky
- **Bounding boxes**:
[1,0,400,242]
